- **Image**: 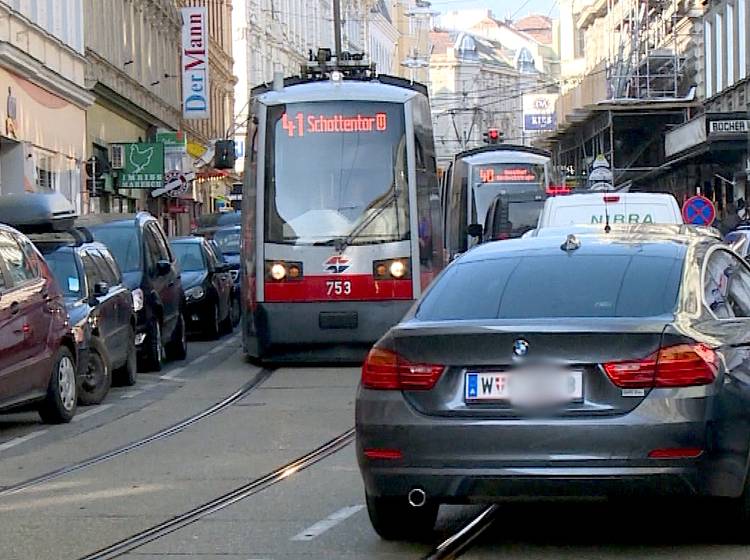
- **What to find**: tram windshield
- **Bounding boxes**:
[472,163,546,228]
[265,101,409,246]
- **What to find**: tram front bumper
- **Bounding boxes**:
[252,300,413,359]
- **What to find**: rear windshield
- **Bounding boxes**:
[88,224,141,273]
[550,202,678,226]
[416,253,683,320]
[171,243,206,272]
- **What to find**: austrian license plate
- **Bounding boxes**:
[465,369,583,405]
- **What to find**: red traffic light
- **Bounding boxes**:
[488,129,499,140]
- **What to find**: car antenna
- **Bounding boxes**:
[603,196,611,234]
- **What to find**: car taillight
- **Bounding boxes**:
[361,347,444,390]
[602,343,717,389]
[603,195,620,203]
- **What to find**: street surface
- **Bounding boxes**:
[0,332,746,559]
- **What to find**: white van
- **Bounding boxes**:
[536,192,683,229]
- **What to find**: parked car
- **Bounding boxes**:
[77,213,187,372]
[210,225,241,326]
[169,236,233,339]
[357,223,750,540]
[0,192,80,423]
[34,230,136,404]
[193,211,241,239]
[534,192,683,230]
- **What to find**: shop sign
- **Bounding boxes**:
[522,93,558,132]
[152,170,194,198]
[709,120,749,134]
[181,7,210,120]
[156,130,186,147]
[120,143,165,189]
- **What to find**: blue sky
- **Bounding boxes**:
[430,0,559,20]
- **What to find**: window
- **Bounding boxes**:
[0,231,37,285]
[98,248,123,284]
[706,20,714,97]
[80,252,105,295]
[728,4,735,85]
[89,250,119,286]
[88,224,142,274]
[716,13,724,91]
[703,249,750,318]
[741,0,747,79]
[148,223,173,262]
[171,243,206,272]
[45,250,83,297]
[416,253,683,320]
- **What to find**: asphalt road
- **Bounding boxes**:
[0,332,747,559]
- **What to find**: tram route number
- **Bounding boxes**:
[326,280,352,296]
[281,112,388,137]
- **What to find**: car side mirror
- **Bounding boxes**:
[466,223,483,238]
[156,260,172,276]
[93,281,109,297]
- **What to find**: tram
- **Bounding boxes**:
[441,144,552,260]
[241,58,443,361]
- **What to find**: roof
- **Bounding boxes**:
[514,14,553,45]
[429,30,516,68]
[170,236,204,244]
[76,212,155,229]
[460,224,712,263]
[370,0,391,23]
[457,144,551,161]
[255,79,419,106]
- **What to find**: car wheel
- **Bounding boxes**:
[78,338,112,405]
[230,295,241,328]
[114,326,138,386]
[365,493,438,541]
[166,313,188,361]
[141,319,165,372]
[38,347,77,424]
[206,301,220,340]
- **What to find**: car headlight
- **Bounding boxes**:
[185,286,205,300]
[132,288,144,312]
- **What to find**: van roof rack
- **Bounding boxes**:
[26,226,95,248]
[0,192,77,233]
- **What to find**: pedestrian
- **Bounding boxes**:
[720,201,741,236]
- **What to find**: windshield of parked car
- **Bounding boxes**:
[44,250,83,298]
[87,224,142,274]
[213,228,240,254]
[171,243,206,272]
[417,250,684,320]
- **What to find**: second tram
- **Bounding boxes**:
[241,65,443,361]
[441,144,552,259]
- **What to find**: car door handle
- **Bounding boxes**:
[10,301,19,315]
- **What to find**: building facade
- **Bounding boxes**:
[429,30,545,167]
[538,0,703,191]
[0,0,93,214]
[83,0,183,232]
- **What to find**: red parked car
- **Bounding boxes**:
[0,213,78,423]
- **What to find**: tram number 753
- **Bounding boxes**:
[326,280,352,296]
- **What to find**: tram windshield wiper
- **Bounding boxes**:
[335,190,400,253]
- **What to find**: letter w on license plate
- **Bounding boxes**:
[465,369,583,405]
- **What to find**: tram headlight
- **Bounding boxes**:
[265,260,304,282]
[270,263,287,280]
[373,258,411,280]
[389,260,407,278]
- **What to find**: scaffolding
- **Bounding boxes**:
[607,0,685,100]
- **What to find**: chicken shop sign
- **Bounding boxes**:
[120,143,165,189]
[181,7,210,120]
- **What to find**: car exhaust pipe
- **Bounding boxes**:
[408,488,427,508]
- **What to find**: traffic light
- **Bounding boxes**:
[483,128,503,144]
[85,156,109,197]
[214,139,236,169]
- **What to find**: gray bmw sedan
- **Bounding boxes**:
[356,224,750,540]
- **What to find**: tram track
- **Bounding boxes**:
[0,367,274,498]
[423,505,499,560]
[77,427,356,560]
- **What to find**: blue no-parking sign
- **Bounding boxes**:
[682,195,716,226]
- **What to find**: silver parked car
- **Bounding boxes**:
[356,224,750,540]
